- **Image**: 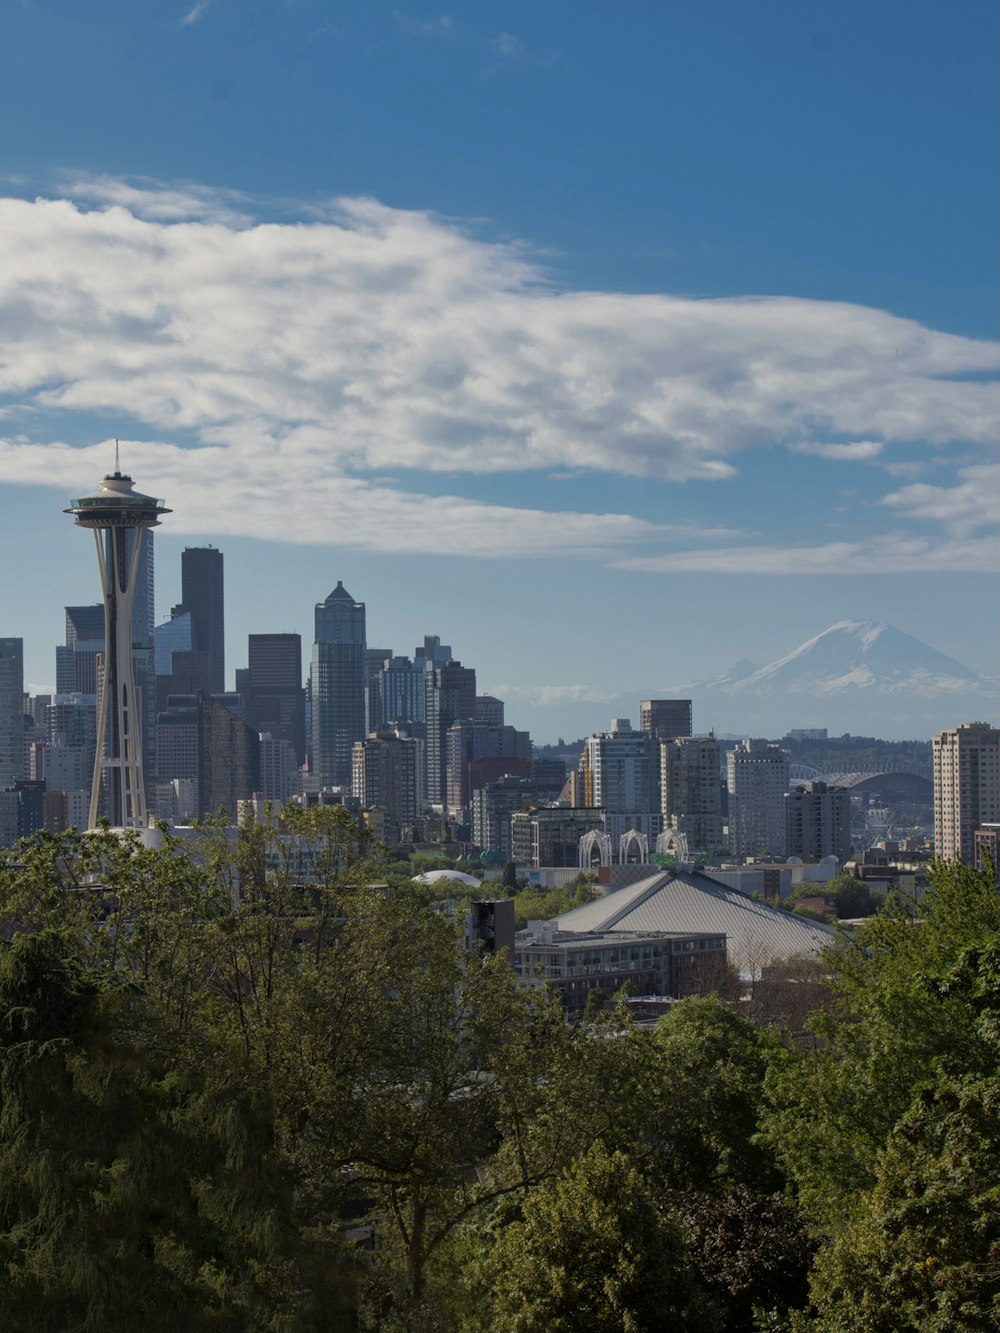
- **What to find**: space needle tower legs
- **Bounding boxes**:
[66,450,171,830]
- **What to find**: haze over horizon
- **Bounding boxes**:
[2,1,997,730]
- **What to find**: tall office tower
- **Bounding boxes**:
[258,734,299,805]
[581,719,662,845]
[155,696,200,819]
[310,582,367,788]
[198,694,259,823]
[726,739,790,861]
[661,733,724,857]
[415,636,453,672]
[248,633,306,764]
[640,699,693,743]
[65,463,170,828]
[56,605,105,694]
[473,774,546,861]
[425,660,476,808]
[785,781,852,863]
[154,609,192,674]
[445,720,531,818]
[366,648,392,733]
[180,546,225,693]
[475,695,505,727]
[933,722,1000,865]
[0,778,46,849]
[380,655,428,726]
[0,639,25,787]
[352,728,422,844]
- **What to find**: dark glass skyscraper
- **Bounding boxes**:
[310,582,366,788]
[248,633,305,765]
[425,660,476,808]
[181,546,225,694]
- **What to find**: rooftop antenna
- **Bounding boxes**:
[114,437,121,475]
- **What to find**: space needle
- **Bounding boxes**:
[65,448,171,829]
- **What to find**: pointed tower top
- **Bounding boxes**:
[114,437,121,475]
[325,580,356,604]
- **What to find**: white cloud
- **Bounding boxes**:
[490,683,616,707]
[615,532,1000,575]
[180,1,209,27]
[0,181,996,566]
[879,463,1000,534]
[0,436,660,559]
[789,439,884,461]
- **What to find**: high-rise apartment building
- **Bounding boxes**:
[640,699,693,743]
[352,728,422,843]
[581,719,662,844]
[661,733,724,857]
[0,639,24,787]
[180,546,225,693]
[933,722,1000,865]
[785,781,851,863]
[425,661,476,808]
[310,582,367,788]
[726,739,790,861]
[472,774,546,861]
[248,633,306,765]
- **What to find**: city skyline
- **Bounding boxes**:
[0,2,996,739]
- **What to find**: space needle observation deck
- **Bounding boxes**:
[65,457,171,830]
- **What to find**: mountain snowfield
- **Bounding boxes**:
[702,620,996,699]
[523,619,997,743]
[661,619,999,738]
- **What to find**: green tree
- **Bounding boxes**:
[650,996,783,1193]
[804,941,1000,1332]
[762,859,1000,1230]
[0,930,315,1333]
[467,1142,699,1333]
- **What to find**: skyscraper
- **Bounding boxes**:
[425,660,476,808]
[0,639,24,787]
[726,739,790,861]
[310,582,367,788]
[352,728,422,843]
[933,722,1000,865]
[366,647,392,733]
[581,718,662,845]
[65,462,170,828]
[640,699,693,743]
[661,733,724,857]
[180,546,225,694]
[248,633,305,764]
[785,781,851,863]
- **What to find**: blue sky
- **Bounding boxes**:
[0,0,996,740]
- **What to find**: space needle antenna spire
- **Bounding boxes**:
[65,455,171,829]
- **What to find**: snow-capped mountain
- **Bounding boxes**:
[665,621,998,738]
[710,621,995,699]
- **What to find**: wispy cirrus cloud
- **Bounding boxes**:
[180,1,209,27]
[0,179,996,570]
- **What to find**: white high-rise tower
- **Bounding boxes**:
[65,454,170,828]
